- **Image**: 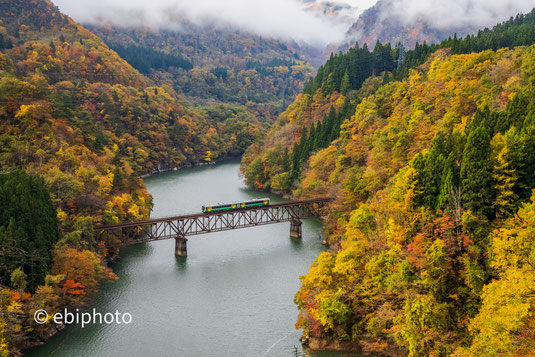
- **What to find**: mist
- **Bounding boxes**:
[390,0,535,31]
[51,0,535,47]
[51,0,376,47]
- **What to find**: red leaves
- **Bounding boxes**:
[407,213,469,271]
[407,234,427,269]
[61,279,86,296]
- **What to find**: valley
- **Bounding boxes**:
[0,0,534,355]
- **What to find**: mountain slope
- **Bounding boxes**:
[240,6,535,355]
[343,0,467,50]
[294,44,535,355]
[0,0,263,226]
[87,23,314,123]
[242,8,535,194]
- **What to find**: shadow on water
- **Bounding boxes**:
[238,187,288,204]
[290,236,304,250]
[118,242,153,259]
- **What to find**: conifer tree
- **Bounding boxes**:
[282,147,291,173]
[112,165,125,191]
[437,152,460,210]
[0,171,60,290]
[492,144,519,218]
[461,127,494,218]
[340,69,350,94]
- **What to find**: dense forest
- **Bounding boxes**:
[241,8,535,356]
[109,44,193,74]
[0,0,265,353]
[88,24,314,124]
[1,0,535,354]
[243,9,535,192]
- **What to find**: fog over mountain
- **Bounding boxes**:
[52,0,535,48]
[51,0,374,47]
[390,0,535,31]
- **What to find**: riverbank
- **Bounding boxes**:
[301,335,408,356]
[140,156,241,178]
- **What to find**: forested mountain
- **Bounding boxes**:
[0,0,266,224]
[241,8,535,355]
[87,24,314,123]
[243,9,535,192]
[343,0,465,50]
[0,0,265,352]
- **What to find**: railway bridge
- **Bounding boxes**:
[95,198,333,257]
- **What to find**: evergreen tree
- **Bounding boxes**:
[112,165,125,191]
[437,152,460,210]
[492,143,519,218]
[340,69,350,94]
[0,171,60,291]
[282,147,291,172]
[313,121,323,151]
[461,127,494,218]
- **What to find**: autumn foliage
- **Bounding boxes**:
[243,23,535,356]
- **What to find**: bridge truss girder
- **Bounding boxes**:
[96,198,332,248]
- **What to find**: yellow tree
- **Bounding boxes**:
[467,194,535,355]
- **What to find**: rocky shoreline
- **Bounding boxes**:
[12,323,65,356]
[300,335,363,353]
[300,335,408,356]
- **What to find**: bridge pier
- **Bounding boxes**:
[290,218,302,239]
[175,236,188,257]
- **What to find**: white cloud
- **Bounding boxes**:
[391,0,535,31]
[51,0,375,46]
[50,0,535,47]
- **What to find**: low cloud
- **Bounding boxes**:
[390,0,535,31]
[51,0,374,47]
[51,0,535,47]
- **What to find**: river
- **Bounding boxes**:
[26,160,356,356]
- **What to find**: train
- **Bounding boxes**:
[202,198,270,214]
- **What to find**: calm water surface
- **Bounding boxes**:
[27,160,356,357]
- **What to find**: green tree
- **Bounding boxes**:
[112,165,125,191]
[340,69,350,94]
[0,171,60,290]
[492,141,519,218]
[10,268,27,294]
[461,127,493,218]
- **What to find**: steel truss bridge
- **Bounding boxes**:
[95,198,333,257]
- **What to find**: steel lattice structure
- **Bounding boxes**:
[96,198,333,250]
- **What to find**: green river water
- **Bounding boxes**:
[26,160,358,357]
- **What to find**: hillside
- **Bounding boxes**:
[343,0,468,50]
[241,8,535,355]
[293,44,535,355]
[87,23,314,123]
[242,8,535,192]
[0,0,266,225]
[0,2,267,352]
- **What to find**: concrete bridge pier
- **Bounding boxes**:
[175,236,188,257]
[290,218,302,239]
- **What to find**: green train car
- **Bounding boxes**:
[202,198,270,214]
